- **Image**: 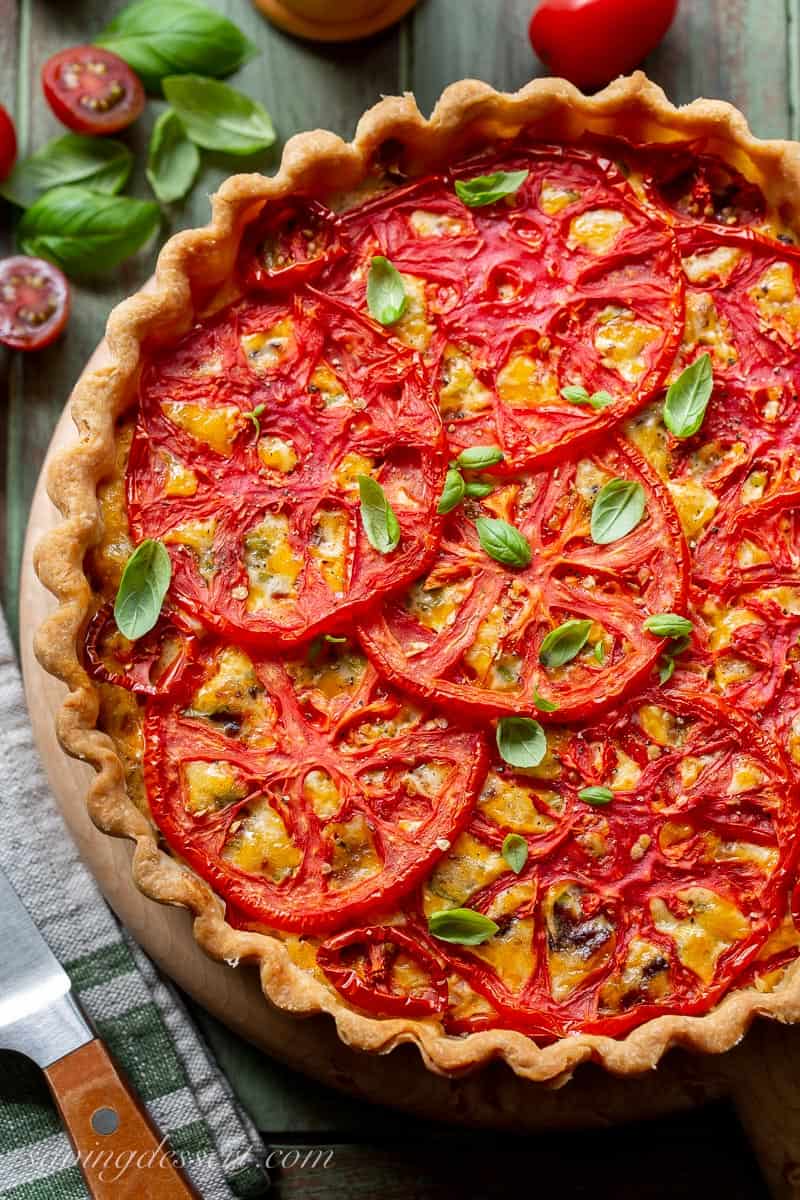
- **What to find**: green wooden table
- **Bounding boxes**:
[0,1,795,1194]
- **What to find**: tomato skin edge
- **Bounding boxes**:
[0,104,17,181]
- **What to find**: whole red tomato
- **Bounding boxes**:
[529,0,678,90]
[0,105,16,181]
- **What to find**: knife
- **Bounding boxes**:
[0,865,199,1199]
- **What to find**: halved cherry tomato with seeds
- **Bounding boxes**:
[239,199,347,292]
[42,46,145,136]
[359,437,688,722]
[0,256,70,351]
[144,640,488,934]
[0,104,17,181]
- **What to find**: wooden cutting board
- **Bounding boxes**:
[17,386,800,1198]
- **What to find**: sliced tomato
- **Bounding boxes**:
[328,141,684,471]
[144,638,488,934]
[128,292,446,647]
[239,199,347,292]
[317,926,449,1019]
[0,256,70,351]
[42,46,145,135]
[359,438,688,721]
[332,687,798,1037]
[637,142,766,229]
[0,104,16,181]
[83,603,201,698]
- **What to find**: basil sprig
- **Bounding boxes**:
[163,76,275,156]
[590,478,646,545]
[464,480,494,498]
[455,445,504,470]
[475,517,531,568]
[438,468,466,515]
[95,0,258,92]
[496,717,547,768]
[664,353,713,439]
[146,109,200,204]
[18,186,160,276]
[455,170,529,207]
[0,134,132,209]
[114,539,172,639]
[578,786,614,806]
[539,618,593,668]
[561,385,615,411]
[357,475,400,554]
[367,256,407,326]
[502,833,529,875]
[428,908,499,946]
[644,613,693,638]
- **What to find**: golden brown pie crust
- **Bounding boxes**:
[34,73,800,1084]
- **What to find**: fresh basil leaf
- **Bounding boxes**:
[590,478,646,545]
[664,353,713,438]
[438,468,465,515]
[357,475,400,554]
[533,692,558,712]
[475,517,531,568]
[502,833,528,875]
[367,255,407,326]
[463,480,494,499]
[0,134,132,209]
[146,108,200,204]
[594,642,606,664]
[428,908,499,946]
[668,635,691,657]
[456,445,504,470]
[114,539,171,639]
[643,613,694,638]
[162,76,275,156]
[578,786,614,806]
[18,186,160,276]
[95,0,258,92]
[561,384,615,410]
[455,170,529,207]
[496,717,547,769]
[539,618,593,668]
[659,655,676,684]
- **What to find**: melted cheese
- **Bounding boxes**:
[682,293,737,366]
[287,648,367,704]
[682,245,742,284]
[325,813,381,890]
[439,345,493,416]
[568,209,628,254]
[462,604,522,692]
[334,452,373,494]
[183,761,246,815]
[187,647,274,743]
[539,181,580,215]
[479,771,556,835]
[223,800,302,882]
[409,209,467,238]
[703,833,778,874]
[258,436,297,474]
[728,757,769,794]
[308,362,350,408]
[637,705,685,747]
[303,769,342,821]
[92,426,134,592]
[600,938,671,1010]
[496,350,559,408]
[424,832,506,911]
[650,888,749,983]
[544,883,615,1002]
[243,514,303,612]
[405,576,471,633]
[750,262,800,338]
[309,507,349,593]
[624,406,670,478]
[241,317,294,372]
[393,274,432,352]
[575,458,612,505]
[611,749,642,791]
[667,477,718,538]
[162,452,198,497]
[162,401,243,457]
[165,517,216,581]
[594,306,660,382]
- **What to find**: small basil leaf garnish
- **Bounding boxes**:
[437,467,466,515]
[594,642,606,664]
[428,907,499,946]
[456,444,504,470]
[114,539,171,640]
[502,833,529,875]
[146,108,200,204]
[162,75,275,155]
[454,170,529,208]
[561,385,615,410]
[496,716,547,768]
[245,402,265,436]
[659,656,676,684]
[475,517,531,568]
[533,692,558,712]
[643,613,693,638]
[663,353,713,438]
[95,0,259,93]
[18,186,160,276]
[590,478,646,545]
[578,786,614,806]
[366,255,407,326]
[539,618,593,668]
[0,134,133,208]
[463,480,494,499]
[357,475,401,554]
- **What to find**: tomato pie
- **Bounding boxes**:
[37,75,800,1082]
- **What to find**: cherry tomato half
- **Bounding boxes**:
[0,105,16,181]
[0,257,70,351]
[41,46,145,136]
[529,0,678,90]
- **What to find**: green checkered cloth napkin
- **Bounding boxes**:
[0,611,270,1198]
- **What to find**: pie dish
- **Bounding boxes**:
[35,73,800,1084]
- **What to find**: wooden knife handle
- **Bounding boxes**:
[44,1039,200,1199]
